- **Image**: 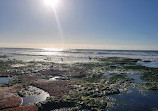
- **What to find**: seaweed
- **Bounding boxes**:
[0,60,23,71]
[0,55,8,58]
[123,65,158,82]
[36,97,76,111]
[98,57,140,65]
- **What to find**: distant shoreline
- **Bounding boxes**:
[0,47,157,52]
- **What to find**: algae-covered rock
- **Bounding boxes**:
[36,96,76,111]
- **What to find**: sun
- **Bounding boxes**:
[44,0,59,8]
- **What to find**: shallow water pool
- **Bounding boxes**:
[127,73,143,83]
[21,86,50,106]
[108,88,158,111]
[0,77,12,84]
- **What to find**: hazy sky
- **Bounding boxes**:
[0,0,158,50]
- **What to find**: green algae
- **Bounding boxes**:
[36,97,75,111]
[98,57,140,65]
[123,65,158,82]
[0,55,8,58]
[0,60,23,71]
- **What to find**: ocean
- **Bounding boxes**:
[0,48,158,67]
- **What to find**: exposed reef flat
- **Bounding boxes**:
[0,57,158,110]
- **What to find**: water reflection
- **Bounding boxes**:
[127,73,143,83]
[108,88,158,111]
[21,86,50,106]
[49,76,60,81]
[0,77,12,84]
[138,61,158,68]
[40,48,64,56]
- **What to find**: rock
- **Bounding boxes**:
[1,105,38,111]
[0,93,22,110]
[148,86,158,90]
[106,89,120,95]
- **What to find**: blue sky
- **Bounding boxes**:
[0,0,158,50]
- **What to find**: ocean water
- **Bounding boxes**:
[0,48,158,67]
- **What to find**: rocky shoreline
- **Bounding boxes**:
[0,57,158,110]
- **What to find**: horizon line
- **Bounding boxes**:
[0,46,157,51]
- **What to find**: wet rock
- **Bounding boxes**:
[109,65,117,68]
[106,89,120,95]
[142,60,151,62]
[17,86,42,97]
[32,80,75,99]
[0,93,22,110]
[1,105,38,111]
[36,97,75,111]
[148,86,158,90]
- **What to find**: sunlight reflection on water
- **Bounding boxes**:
[1,48,158,64]
[21,86,50,106]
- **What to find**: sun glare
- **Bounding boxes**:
[44,0,59,8]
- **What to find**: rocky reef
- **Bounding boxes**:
[0,57,158,110]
